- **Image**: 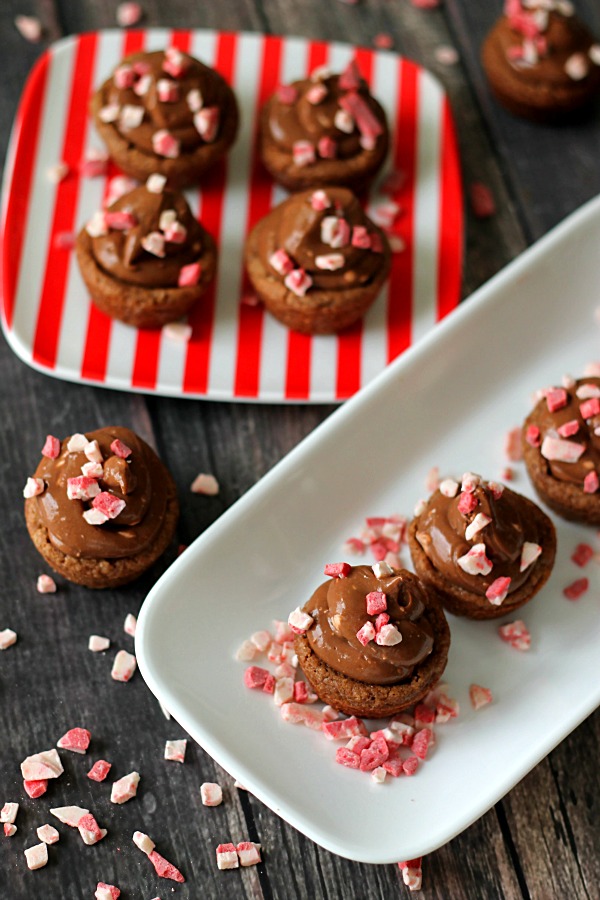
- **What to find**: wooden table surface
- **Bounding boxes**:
[2,1,600,898]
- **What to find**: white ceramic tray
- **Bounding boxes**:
[136,195,600,864]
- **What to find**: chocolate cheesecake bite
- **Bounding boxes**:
[24,427,179,589]
[292,563,450,718]
[260,60,389,193]
[91,48,239,187]
[408,474,556,619]
[75,178,217,328]
[481,1,600,122]
[522,377,600,523]
[245,186,391,334]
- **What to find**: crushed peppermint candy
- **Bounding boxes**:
[21,749,64,781]
[469,181,496,218]
[37,824,59,844]
[124,613,137,636]
[0,803,18,824]
[201,783,223,806]
[110,771,140,804]
[95,884,121,900]
[148,849,185,881]
[0,629,17,651]
[24,843,48,870]
[15,14,43,42]
[563,577,589,600]
[116,1,143,26]
[133,830,155,855]
[288,607,314,634]
[88,635,110,652]
[485,576,511,606]
[499,619,531,651]
[88,759,112,782]
[191,472,220,495]
[216,843,239,870]
[164,739,187,763]
[57,727,91,754]
[457,543,492,576]
[111,650,137,682]
[469,684,493,710]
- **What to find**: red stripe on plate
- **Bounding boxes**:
[283,39,329,401]
[183,31,237,395]
[32,34,98,369]
[233,35,283,398]
[386,58,418,363]
[80,30,146,383]
[131,30,191,390]
[335,46,374,401]
[2,51,50,330]
[436,97,462,322]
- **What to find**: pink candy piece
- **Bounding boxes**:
[557,419,580,438]
[42,435,61,459]
[164,739,187,763]
[339,92,384,142]
[571,543,594,567]
[498,619,531,651]
[237,841,261,867]
[110,771,140,804]
[105,210,137,230]
[292,140,316,167]
[580,397,600,419]
[469,181,496,218]
[485,576,511,606]
[546,388,568,412]
[50,805,89,827]
[504,426,523,461]
[323,716,368,741]
[315,253,345,271]
[563,577,589,601]
[67,476,101,502]
[116,1,142,26]
[243,665,270,690]
[21,749,64,781]
[269,248,295,275]
[177,261,202,287]
[114,65,136,89]
[194,107,220,143]
[321,215,351,248]
[163,322,193,342]
[306,83,328,104]
[36,574,57,594]
[190,472,219,496]
[149,849,185,881]
[95,884,121,900]
[412,728,433,760]
[201,782,223,806]
[293,681,309,703]
[0,628,16,650]
[92,492,126,520]
[356,621,376,646]
[457,543,492,576]
[80,149,109,178]
[525,424,541,447]
[457,491,478,515]
[4,823,17,837]
[335,747,360,769]
[375,623,402,646]
[111,649,137,682]
[141,231,166,258]
[0,803,19,825]
[88,759,112,782]
[57,727,91,754]
[162,47,189,79]
[403,757,419,776]
[133,830,155,854]
[216,843,239,870]
[24,780,48,799]
[106,175,139,207]
[152,129,181,158]
[110,438,132,459]
[24,842,48,870]
[540,435,585,463]
[325,562,352,578]
[78,813,106,845]
[318,136,337,159]
[284,268,313,297]
[584,470,599,493]
[310,190,331,211]
[157,78,179,103]
[276,84,298,104]
[281,702,326,730]
[470,684,493,710]
[164,221,187,244]
[520,541,541,572]
[374,32,394,50]
[351,225,371,249]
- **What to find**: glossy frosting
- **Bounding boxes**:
[32,427,169,559]
[533,377,600,485]
[415,480,541,596]
[267,68,385,158]
[304,566,434,685]
[258,187,385,291]
[90,186,204,287]
[101,50,232,155]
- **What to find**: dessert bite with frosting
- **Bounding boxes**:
[76,177,216,328]
[522,376,600,523]
[245,186,391,334]
[24,427,179,589]
[292,563,450,718]
[481,0,600,121]
[408,474,556,619]
[91,49,239,187]
[259,60,389,192]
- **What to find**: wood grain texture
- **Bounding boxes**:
[1,0,600,897]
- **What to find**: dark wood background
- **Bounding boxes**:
[2,0,600,897]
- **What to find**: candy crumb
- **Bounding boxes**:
[110,772,140,804]
[111,649,137,682]
[88,635,110,652]
[563,578,589,600]
[123,613,137,636]
[95,884,121,900]
[15,14,43,41]
[133,830,155,855]
[201,782,223,807]
[164,739,187,763]
[216,843,239,870]
[0,629,17,651]
[190,473,220,495]
[36,574,57,594]
[469,684,493,710]
[116,2,143,26]
[4,823,17,836]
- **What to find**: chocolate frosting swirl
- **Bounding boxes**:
[257,187,386,291]
[91,186,204,288]
[267,70,386,158]
[304,566,434,685]
[32,427,170,559]
[415,480,541,596]
[496,7,597,85]
[531,377,600,485]
[101,50,233,155]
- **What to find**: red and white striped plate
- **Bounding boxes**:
[1,29,462,403]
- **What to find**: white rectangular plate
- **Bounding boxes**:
[136,195,600,864]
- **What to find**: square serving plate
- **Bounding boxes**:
[0,28,461,403]
[136,195,600,863]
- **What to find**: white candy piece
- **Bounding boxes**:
[237,842,262,866]
[133,830,155,854]
[81,461,103,478]
[334,109,354,133]
[110,771,140,804]
[200,782,223,807]
[375,623,403,646]
[565,52,588,81]
[99,103,120,123]
[111,649,137,682]
[274,676,294,707]
[146,173,167,193]
[288,607,314,633]
[371,766,387,784]
[0,629,17,650]
[164,739,187,763]
[457,543,492,576]
[465,512,492,541]
[0,803,19,824]
[88,635,110,652]
[414,498,427,516]
[372,561,393,578]
[315,253,345,271]
[123,613,137,637]
[190,472,220,495]
[235,640,257,662]
[37,824,59,844]
[216,846,239,870]
[78,820,107,846]
[576,383,600,399]
[24,843,48,870]
[187,88,203,112]
[520,541,542,572]
[250,630,271,652]
[158,209,177,231]
[589,44,600,66]
[23,477,44,498]
[120,104,144,130]
[541,435,585,463]
[21,749,64,781]
[83,508,108,525]
[461,472,481,493]
[84,440,103,464]
[163,321,192,342]
[4,823,17,837]
[439,478,459,498]
[50,806,89,827]
[46,162,69,183]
